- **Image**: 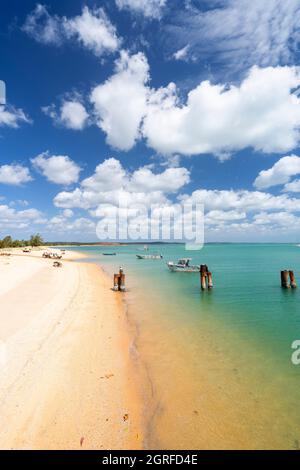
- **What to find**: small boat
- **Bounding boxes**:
[136,253,163,260]
[167,258,200,272]
[102,253,117,256]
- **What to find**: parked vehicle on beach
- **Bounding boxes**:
[167,258,200,272]
[43,252,62,259]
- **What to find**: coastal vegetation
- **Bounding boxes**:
[0,234,44,248]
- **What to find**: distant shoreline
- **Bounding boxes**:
[47,241,300,246]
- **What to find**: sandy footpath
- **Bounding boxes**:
[0,248,143,450]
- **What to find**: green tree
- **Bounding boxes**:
[1,236,13,248]
[29,234,44,247]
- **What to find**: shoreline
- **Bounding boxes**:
[0,248,144,450]
[95,260,158,450]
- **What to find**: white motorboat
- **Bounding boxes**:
[136,253,163,260]
[167,258,200,272]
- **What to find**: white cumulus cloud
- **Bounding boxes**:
[0,164,32,185]
[283,179,300,193]
[63,6,120,56]
[23,5,120,57]
[22,4,63,45]
[90,51,149,150]
[60,100,89,130]
[43,100,89,130]
[254,155,300,189]
[31,152,82,185]
[0,105,30,128]
[128,166,190,192]
[180,188,300,213]
[89,52,300,158]
[0,204,44,231]
[143,66,300,158]
[50,158,300,241]
[54,157,190,209]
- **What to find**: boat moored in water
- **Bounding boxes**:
[136,253,163,260]
[167,258,200,272]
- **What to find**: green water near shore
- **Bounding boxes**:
[69,244,300,449]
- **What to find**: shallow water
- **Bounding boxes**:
[68,244,300,449]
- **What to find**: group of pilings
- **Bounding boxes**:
[281,270,297,289]
[112,265,297,293]
[200,265,213,291]
[113,267,126,292]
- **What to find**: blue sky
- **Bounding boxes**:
[1,0,300,242]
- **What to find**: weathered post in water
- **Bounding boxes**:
[289,271,297,289]
[200,265,208,291]
[200,273,207,290]
[113,267,126,292]
[119,267,126,292]
[113,274,120,292]
[207,272,213,289]
[281,270,290,288]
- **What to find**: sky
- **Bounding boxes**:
[1,0,300,242]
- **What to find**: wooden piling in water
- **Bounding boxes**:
[119,273,126,292]
[113,274,120,292]
[289,271,297,289]
[200,265,211,291]
[113,267,126,292]
[200,273,207,290]
[281,270,290,288]
[207,272,213,289]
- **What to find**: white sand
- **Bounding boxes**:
[0,249,143,450]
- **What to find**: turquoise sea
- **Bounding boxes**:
[68,244,300,449]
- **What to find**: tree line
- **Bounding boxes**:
[0,234,44,248]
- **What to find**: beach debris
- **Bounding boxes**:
[113,267,126,292]
[100,373,114,379]
[200,265,213,291]
[281,270,297,289]
[123,414,129,422]
[80,437,84,447]
[53,261,62,268]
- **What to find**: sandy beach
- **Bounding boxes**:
[0,248,143,450]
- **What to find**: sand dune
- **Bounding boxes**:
[0,249,142,450]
